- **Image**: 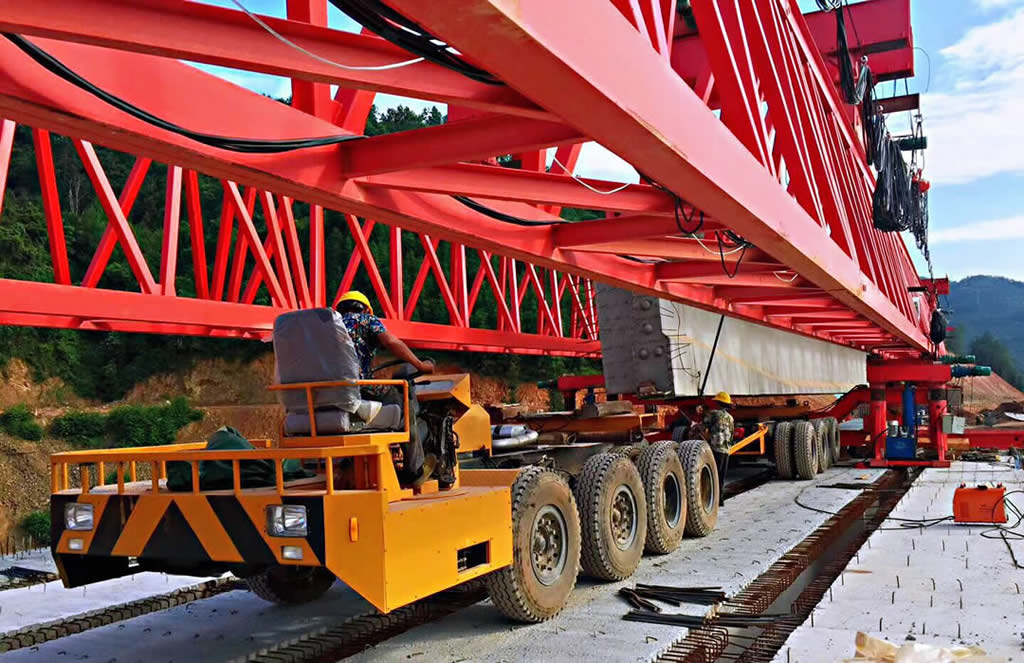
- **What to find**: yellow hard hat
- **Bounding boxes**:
[338,290,373,315]
[712,391,733,406]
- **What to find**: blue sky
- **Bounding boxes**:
[197,0,1022,282]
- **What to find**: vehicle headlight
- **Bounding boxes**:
[266,505,307,537]
[64,503,94,531]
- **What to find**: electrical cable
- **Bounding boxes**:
[979,490,1024,569]
[4,33,363,153]
[717,232,748,278]
[914,46,932,93]
[773,271,800,283]
[451,195,563,226]
[639,173,705,235]
[229,0,425,71]
[836,4,869,105]
[327,0,502,85]
[550,155,632,195]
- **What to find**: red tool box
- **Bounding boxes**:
[953,484,1008,524]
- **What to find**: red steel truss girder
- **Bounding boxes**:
[0,2,929,354]
[0,118,602,354]
[671,0,913,90]
[386,0,930,350]
[0,280,598,355]
[673,0,911,54]
[0,0,550,121]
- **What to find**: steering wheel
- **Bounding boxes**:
[368,358,406,374]
[370,357,434,381]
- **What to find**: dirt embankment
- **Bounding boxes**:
[959,372,1024,415]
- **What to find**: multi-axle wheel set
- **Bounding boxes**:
[484,438,720,622]
[771,417,841,480]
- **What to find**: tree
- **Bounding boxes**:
[970,331,1023,388]
[945,322,971,355]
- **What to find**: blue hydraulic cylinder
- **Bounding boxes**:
[902,384,917,435]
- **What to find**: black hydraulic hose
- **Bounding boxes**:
[4,33,364,153]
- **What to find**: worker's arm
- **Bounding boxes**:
[378,331,435,374]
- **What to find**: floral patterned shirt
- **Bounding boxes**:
[341,312,392,399]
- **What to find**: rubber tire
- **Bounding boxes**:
[637,441,687,554]
[609,441,648,461]
[485,466,581,622]
[826,417,841,463]
[773,421,795,480]
[792,420,819,480]
[813,419,831,472]
[246,565,336,605]
[574,453,647,581]
[677,440,719,537]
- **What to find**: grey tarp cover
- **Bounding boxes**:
[273,308,362,414]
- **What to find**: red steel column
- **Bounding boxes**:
[928,387,948,462]
[870,385,887,462]
[286,0,332,120]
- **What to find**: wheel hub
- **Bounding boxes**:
[531,505,568,586]
[699,464,715,513]
[611,485,638,550]
[663,473,682,528]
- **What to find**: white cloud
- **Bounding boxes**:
[973,0,1024,9]
[919,8,1024,184]
[929,215,1024,243]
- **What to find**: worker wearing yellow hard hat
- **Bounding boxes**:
[338,290,374,316]
[335,290,437,485]
[711,391,733,408]
[335,291,435,387]
[704,391,735,509]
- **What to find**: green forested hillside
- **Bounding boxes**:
[0,104,597,401]
[946,275,1024,388]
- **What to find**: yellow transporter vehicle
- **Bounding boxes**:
[49,308,746,622]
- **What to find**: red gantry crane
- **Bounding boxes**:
[0,0,994,464]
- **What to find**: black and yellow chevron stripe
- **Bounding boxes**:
[51,493,325,574]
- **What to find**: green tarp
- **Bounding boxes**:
[167,426,311,492]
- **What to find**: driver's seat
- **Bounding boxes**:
[273,308,402,435]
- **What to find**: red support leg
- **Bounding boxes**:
[344,215,396,319]
[225,181,286,307]
[278,197,312,309]
[334,219,377,304]
[32,129,72,285]
[421,236,465,327]
[75,139,157,293]
[0,119,15,216]
[159,165,182,296]
[404,235,440,319]
[183,169,210,300]
[870,384,887,462]
[309,205,325,307]
[478,250,516,331]
[286,0,332,120]
[928,388,948,463]
[224,185,257,303]
[389,226,404,319]
[260,191,297,308]
[80,156,151,288]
